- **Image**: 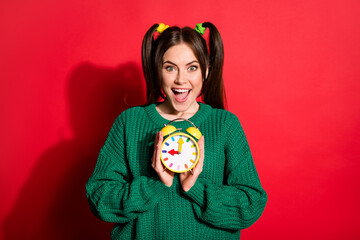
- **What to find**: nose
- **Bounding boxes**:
[174,70,188,85]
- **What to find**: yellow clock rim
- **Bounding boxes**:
[160,132,200,173]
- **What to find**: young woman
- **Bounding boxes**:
[86,22,267,239]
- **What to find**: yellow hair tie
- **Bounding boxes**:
[157,23,169,34]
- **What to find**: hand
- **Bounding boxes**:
[151,131,175,187]
[180,136,204,192]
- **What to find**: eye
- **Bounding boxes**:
[165,65,176,72]
[188,65,198,71]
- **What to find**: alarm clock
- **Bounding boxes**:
[160,118,202,173]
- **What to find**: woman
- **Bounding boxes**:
[86,22,267,239]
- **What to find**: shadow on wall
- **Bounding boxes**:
[3,62,146,239]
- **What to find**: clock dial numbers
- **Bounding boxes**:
[160,133,199,173]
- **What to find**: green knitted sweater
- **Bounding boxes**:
[86,102,267,240]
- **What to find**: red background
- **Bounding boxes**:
[1,0,360,239]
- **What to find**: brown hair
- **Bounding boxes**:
[141,22,227,109]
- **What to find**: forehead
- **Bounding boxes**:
[163,44,198,63]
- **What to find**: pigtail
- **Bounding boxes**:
[142,24,159,104]
[202,22,227,110]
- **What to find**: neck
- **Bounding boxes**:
[156,101,200,120]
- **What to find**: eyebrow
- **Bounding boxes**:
[162,60,199,66]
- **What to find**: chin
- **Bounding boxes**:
[169,98,196,113]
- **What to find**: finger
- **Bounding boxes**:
[179,171,189,180]
[158,131,163,143]
[195,136,204,172]
[198,136,204,160]
[199,135,204,149]
[155,131,163,170]
[156,131,163,155]
[152,132,159,165]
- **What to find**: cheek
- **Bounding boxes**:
[160,74,173,88]
[191,73,203,89]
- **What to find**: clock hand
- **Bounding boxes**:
[177,138,184,153]
[168,149,179,156]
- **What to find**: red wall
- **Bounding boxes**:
[1,0,360,239]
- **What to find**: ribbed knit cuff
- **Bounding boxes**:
[182,180,206,207]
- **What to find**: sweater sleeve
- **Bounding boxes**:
[182,114,267,230]
[86,114,169,223]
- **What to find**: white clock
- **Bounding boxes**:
[159,118,202,173]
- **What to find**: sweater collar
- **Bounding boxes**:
[145,102,212,129]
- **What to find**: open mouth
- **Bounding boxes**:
[171,88,191,102]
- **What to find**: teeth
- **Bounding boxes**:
[172,89,190,93]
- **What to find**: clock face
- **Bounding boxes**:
[160,132,199,173]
